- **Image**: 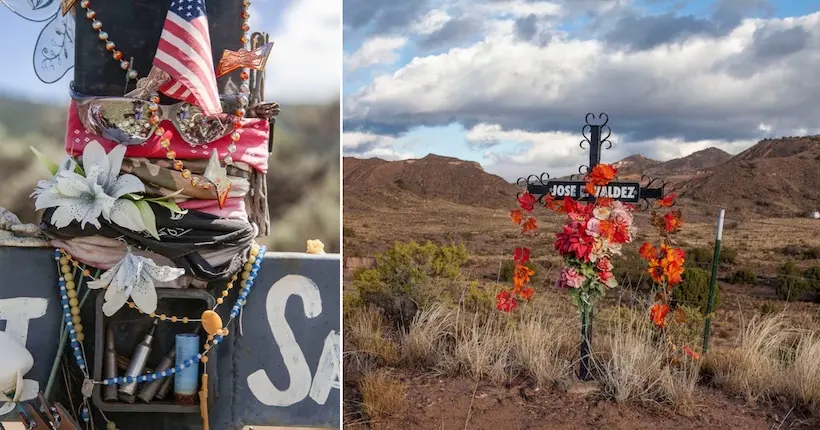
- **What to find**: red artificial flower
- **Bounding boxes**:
[496,290,517,312]
[683,345,701,360]
[521,217,538,233]
[658,193,676,207]
[650,303,670,328]
[543,194,563,212]
[510,209,524,225]
[554,221,593,261]
[585,164,618,196]
[519,286,535,300]
[514,247,531,264]
[518,192,537,212]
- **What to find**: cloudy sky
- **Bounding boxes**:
[0,0,340,104]
[343,0,820,181]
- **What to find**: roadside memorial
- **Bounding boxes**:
[501,113,685,381]
[0,1,340,429]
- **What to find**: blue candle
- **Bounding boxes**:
[174,333,200,403]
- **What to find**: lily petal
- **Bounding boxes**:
[106,144,127,189]
[55,171,91,197]
[115,254,142,296]
[143,263,185,283]
[34,191,80,211]
[109,199,146,232]
[51,202,102,229]
[102,287,129,317]
[109,174,145,199]
[82,140,110,184]
[87,262,120,289]
[130,272,158,314]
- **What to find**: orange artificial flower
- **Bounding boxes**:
[663,211,683,233]
[585,182,596,196]
[639,242,657,260]
[587,164,617,186]
[658,193,677,207]
[650,303,670,328]
[647,258,665,284]
[519,286,535,300]
[521,217,537,233]
[510,209,524,225]
[513,264,535,289]
[683,345,701,360]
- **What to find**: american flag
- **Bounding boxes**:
[153,0,222,115]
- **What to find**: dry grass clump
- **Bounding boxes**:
[445,314,513,382]
[344,306,399,371]
[358,369,407,422]
[594,307,699,408]
[709,312,820,414]
[511,312,575,386]
[400,303,457,367]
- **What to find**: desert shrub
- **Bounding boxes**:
[343,292,364,319]
[687,245,737,267]
[727,269,757,285]
[672,267,717,314]
[781,245,820,260]
[805,266,820,290]
[666,305,706,349]
[353,241,469,329]
[611,250,652,291]
[775,261,810,302]
[463,281,495,315]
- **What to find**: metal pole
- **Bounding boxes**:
[579,305,593,380]
[702,209,725,355]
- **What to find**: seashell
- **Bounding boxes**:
[201,310,223,335]
[0,330,34,394]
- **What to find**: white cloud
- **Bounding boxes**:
[411,9,452,35]
[471,123,762,181]
[262,0,341,103]
[345,36,409,71]
[346,13,820,145]
[477,0,562,18]
[343,131,413,160]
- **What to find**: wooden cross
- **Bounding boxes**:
[517,113,671,381]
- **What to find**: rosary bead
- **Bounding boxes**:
[64,273,74,282]
[98,31,108,41]
[67,289,77,299]
[76,333,85,342]
[105,41,115,51]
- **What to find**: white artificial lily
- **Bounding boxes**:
[88,250,185,316]
[32,140,147,231]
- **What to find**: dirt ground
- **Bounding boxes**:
[345,372,817,430]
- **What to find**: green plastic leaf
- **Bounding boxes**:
[124,193,144,201]
[135,200,160,240]
[73,158,85,176]
[30,147,59,175]
[148,199,188,216]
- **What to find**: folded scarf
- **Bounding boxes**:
[65,101,271,174]
[41,207,255,282]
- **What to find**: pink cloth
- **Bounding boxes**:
[178,197,248,221]
[65,101,271,174]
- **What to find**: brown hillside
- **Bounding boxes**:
[678,137,820,217]
[649,147,731,177]
[343,154,518,211]
[612,154,661,179]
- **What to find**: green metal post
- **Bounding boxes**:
[702,208,725,355]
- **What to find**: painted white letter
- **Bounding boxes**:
[308,330,340,405]
[247,275,323,407]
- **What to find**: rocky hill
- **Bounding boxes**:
[343,154,518,211]
[677,137,820,216]
[612,154,661,179]
[649,147,732,177]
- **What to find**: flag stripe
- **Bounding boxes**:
[152,1,222,115]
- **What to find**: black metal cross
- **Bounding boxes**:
[516,113,671,381]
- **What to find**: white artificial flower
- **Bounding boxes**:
[88,250,185,316]
[32,141,146,231]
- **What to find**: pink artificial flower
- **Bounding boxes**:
[557,267,586,289]
[596,257,614,273]
[586,217,601,238]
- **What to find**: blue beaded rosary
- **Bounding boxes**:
[54,244,266,425]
